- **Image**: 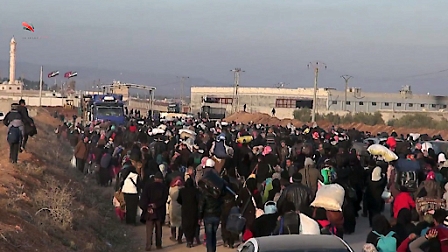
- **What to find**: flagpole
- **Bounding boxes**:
[39,66,43,106]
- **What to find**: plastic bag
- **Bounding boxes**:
[71,155,76,168]
[310,184,345,211]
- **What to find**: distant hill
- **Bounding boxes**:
[0,60,229,96]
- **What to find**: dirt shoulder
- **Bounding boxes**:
[0,108,134,252]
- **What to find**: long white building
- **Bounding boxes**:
[190,85,448,119]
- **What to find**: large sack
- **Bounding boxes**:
[311,184,345,211]
[236,135,253,144]
[367,144,398,162]
[197,170,225,198]
[299,213,321,235]
[179,129,196,140]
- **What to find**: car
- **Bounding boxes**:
[0,112,5,121]
[237,235,355,252]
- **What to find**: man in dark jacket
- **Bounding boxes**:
[198,184,223,252]
[139,173,169,251]
[277,173,312,215]
[17,99,34,152]
[4,103,25,163]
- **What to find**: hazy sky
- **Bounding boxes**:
[1,0,448,93]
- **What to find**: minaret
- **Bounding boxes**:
[9,36,16,84]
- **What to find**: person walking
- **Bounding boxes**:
[169,176,184,243]
[177,178,200,248]
[74,136,89,173]
[17,99,34,152]
[198,179,224,252]
[3,103,25,164]
[120,164,140,225]
[140,173,169,251]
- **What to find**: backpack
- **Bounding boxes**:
[372,231,396,252]
[7,126,21,144]
[395,171,418,192]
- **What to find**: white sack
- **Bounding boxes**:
[299,213,321,235]
[71,155,76,168]
[367,144,398,162]
[310,184,345,211]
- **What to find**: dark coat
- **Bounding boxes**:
[251,213,279,237]
[139,181,169,222]
[365,178,386,212]
[236,188,263,230]
[177,183,200,237]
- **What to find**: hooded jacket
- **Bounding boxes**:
[277,182,312,214]
[299,158,323,197]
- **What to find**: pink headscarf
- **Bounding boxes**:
[262,146,272,156]
[201,157,208,167]
[427,171,436,181]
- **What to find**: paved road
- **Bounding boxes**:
[130,204,391,252]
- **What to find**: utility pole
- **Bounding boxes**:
[230,68,245,114]
[39,66,43,106]
[307,61,327,122]
[177,76,189,104]
[341,75,353,111]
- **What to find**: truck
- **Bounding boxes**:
[201,106,226,120]
[167,103,181,113]
[83,94,126,125]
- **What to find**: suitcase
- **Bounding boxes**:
[198,170,225,198]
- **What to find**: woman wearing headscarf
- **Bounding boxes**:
[272,201,300,235]
[415,171,443,198]
[365,166,387,227]
[366,214,398,249]
[334,154,357,234]
[391,208,415,246]
[220,175,239,248]
[177,178,200,248]
[267,178,281,202]
[236,177,263,241]
[169,176,184,243]
[251,201,279,237]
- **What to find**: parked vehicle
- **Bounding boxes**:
[0,112,4,121]
[238,235,354,252]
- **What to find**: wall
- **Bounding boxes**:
[0,99,13,112]
[379,110,448,122]
[190,86,330,115]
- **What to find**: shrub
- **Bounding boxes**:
[387,114,448,130]
[293,109,384,126]
[34,176,74,231]
[293,108,312,122]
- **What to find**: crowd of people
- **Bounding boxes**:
[51,111,448,252]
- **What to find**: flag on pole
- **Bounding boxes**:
[47,71,59,78]
[64,71,78,78]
